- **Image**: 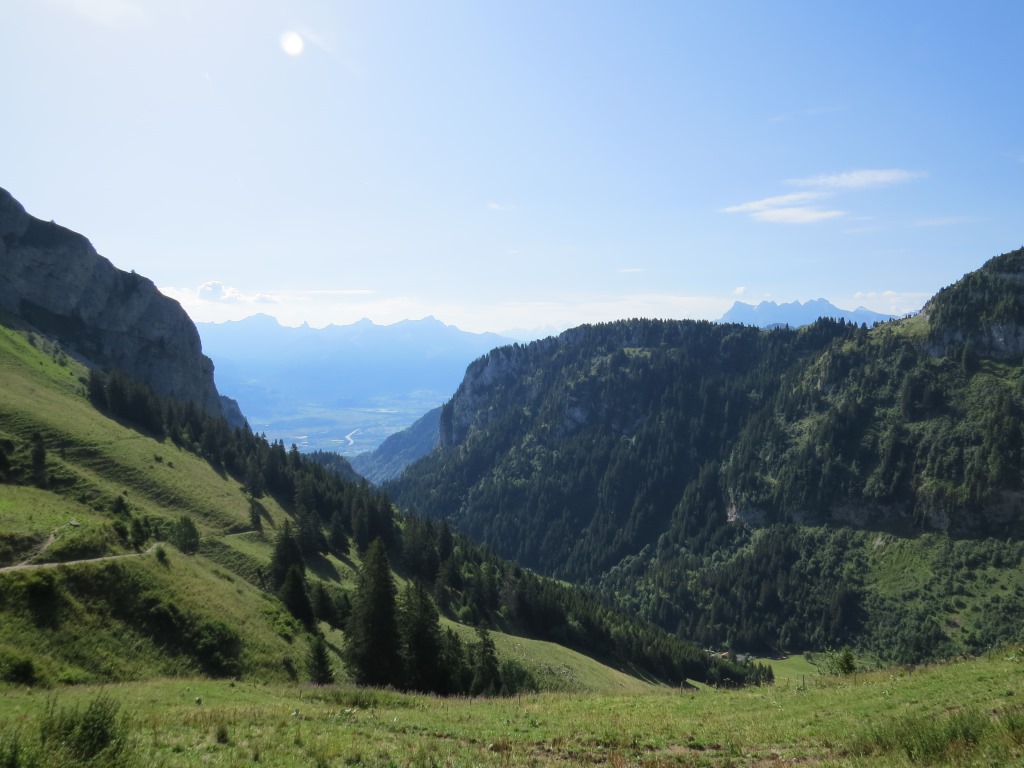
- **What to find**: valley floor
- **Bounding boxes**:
[3,650,1023,766]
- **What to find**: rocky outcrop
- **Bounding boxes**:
[439,339,557,447]
[923,247,1024,360]
[0,187,227,419]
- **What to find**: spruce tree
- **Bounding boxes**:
[280,564,315,629]
[398,582,442,692]
[172,515,200,554]
[470,626,501,696]
[269,520,304,591]
[343,538,400,687]
[311,581,339,628]
[328,508,349,556]
[307,634,335,685]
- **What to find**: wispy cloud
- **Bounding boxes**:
[164,282,381,325]
[786,169,924,189]
[752,207,844,224]
[487,201,516,212]
[721,191,826,214]
[196,281,276,304]
[724,167,924,224]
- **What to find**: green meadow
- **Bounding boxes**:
[4,321,1024,766]
[3,650,1024,766]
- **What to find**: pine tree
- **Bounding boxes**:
[269,520,304,591]
[171,515,200,554]
[398,582,442,692]
[280,564,315,629]
[328,508,349,556]
[311,581,339,628]
[470,626,501,696]
[343,538,401,687]
[307,634,335,685]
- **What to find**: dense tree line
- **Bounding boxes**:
[386,251,1024,661]
[83,367,768,688]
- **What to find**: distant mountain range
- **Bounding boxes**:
[719,298,899,328]
[197,314,513,454]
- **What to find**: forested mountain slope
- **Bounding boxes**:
[0,322,765,690]
[387,248,1024,660]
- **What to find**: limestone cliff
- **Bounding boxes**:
[923,246,1024,359]
[0,187,228,419]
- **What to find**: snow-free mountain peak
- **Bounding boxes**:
[719,298,897,328]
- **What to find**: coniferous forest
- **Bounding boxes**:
[387,248,1024,662]
[73,366,771,689]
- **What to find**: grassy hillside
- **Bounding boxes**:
[0,323,737,694]
[2,649,1023,766]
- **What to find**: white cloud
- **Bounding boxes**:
[721,191,826,214]
[733,286,747,295]
[786,169,924,189]
[617,267,644,273]
[196,280,276,304]
[751,207,845,224]
[724,167,924,224]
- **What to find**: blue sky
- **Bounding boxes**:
[3,1,1022,334]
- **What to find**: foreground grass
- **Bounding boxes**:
[2,650,1023,767]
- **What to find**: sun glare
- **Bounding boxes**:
[281,31,304,57]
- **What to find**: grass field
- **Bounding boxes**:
[2,649,1024,766]
[5,315,1024,766]
[0,325,698,707]
[761,653,817,684]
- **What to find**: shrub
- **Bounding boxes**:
[499,659,537,695]
[214,722,230,744]
[855,707,990,763]
[39,693,127,764]
[0,648,37,686]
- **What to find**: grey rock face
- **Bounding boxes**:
[0,187,225,417]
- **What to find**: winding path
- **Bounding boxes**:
[0,543,161,574]
[0,526,259,574]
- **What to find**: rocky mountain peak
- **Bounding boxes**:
[0,187,230,420]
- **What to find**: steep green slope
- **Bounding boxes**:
[387,248,1024,660]
[0,323,759,690]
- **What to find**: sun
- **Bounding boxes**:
[281,31,304,57]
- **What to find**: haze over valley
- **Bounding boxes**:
[4,2,1024,765]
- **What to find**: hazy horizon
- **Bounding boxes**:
[4,2,1022,334]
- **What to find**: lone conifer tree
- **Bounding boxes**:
[307,634,335,685]
[343,538,400,687]
[280,564,315,629]
[269,520,304,591]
